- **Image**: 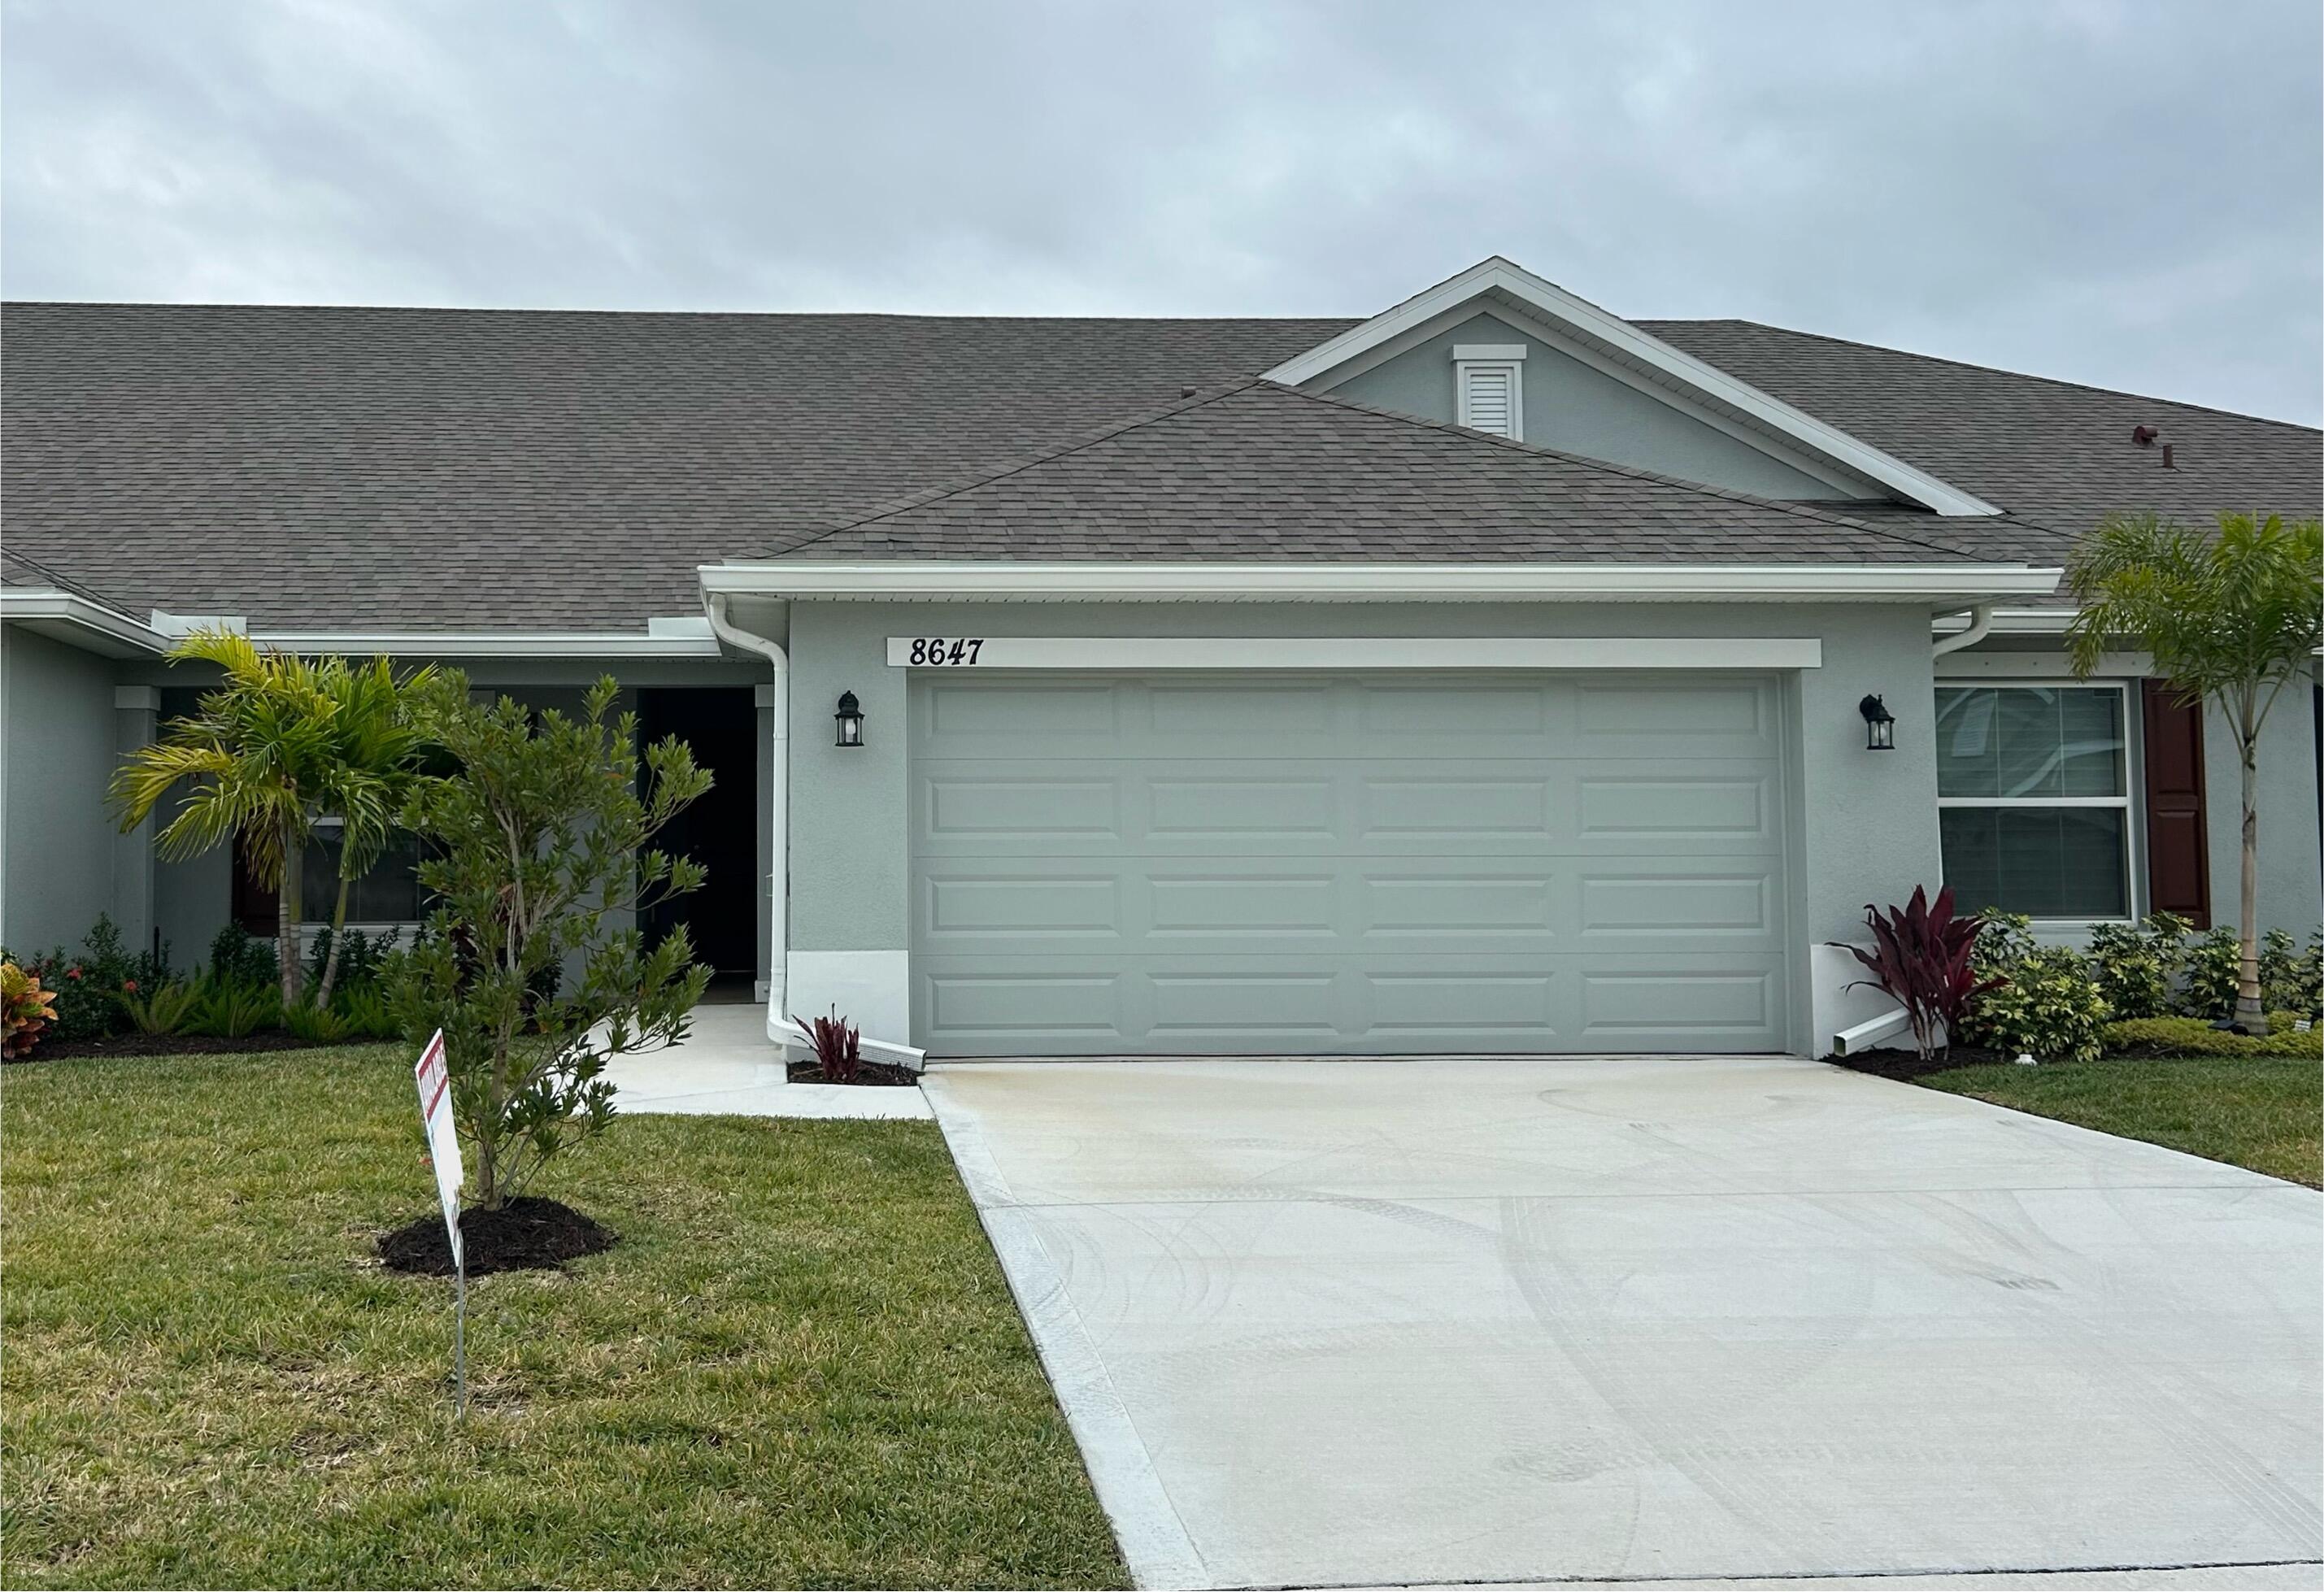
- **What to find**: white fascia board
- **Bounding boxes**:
[0,590,168,657]
[886,635,1821,670]
[246,630,726,658]
[702,560,2062,604]
[1263,256,2004,519]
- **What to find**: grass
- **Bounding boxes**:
[0,1046,1127,1590]
[1921,1055,2322,1188]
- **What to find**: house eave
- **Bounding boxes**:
[699,560,2062,606]
[0,590,169,658]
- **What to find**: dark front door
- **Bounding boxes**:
[638,688,759,975]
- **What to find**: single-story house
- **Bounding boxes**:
[4,256,2317,1058]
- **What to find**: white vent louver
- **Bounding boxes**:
[1453,343,1525,440]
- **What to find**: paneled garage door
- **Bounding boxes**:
[907,672,1793,1055]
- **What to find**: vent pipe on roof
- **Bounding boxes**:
[2161,443,2178,470]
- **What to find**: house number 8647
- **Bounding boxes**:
[907,637,985,665]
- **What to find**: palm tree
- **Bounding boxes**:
[2066,510,2323,1033]
[308,655,437,1007]
[111,629,338,1009]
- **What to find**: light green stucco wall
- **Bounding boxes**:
[1325,312,1852,502]
[2204,678,2324,939]
[2,627,121,955]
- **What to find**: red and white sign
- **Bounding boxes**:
[412,1030,464,1269]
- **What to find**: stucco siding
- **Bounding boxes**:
[1325,311,1852,502]
[2,627,121,954]
[2204,677,2324,938]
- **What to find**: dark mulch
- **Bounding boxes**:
[17,1029,383,1062]
[378,1196,618,1277]
[1826,1043,2016,1082]
[786,1057,920,1087]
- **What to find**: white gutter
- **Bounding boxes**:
[700,560,2063,604]
[1930,603,1993,657]
[0,589,169,657]
[242,629,725,658]
[703,594,790,1044]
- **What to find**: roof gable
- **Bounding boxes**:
[1264,257,2003,518]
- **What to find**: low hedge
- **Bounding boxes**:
[2100,1014,2322,1059]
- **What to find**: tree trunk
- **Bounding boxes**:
[2237,746,2267,1033]
[317,876,352,1009]
[277,814,303,1009]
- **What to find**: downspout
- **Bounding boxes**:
[704,593,789,1044]
[1931,603,1992,658]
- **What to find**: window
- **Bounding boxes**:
[1936,684,2133,920]
[300,821,429,924]
[1454,343,1525,439]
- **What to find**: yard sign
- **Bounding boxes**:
[411,1029,468,1416]
[413,1029,463,1268]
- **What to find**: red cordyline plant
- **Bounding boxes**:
[793,1007,862,1084]
[1835,885,2004,1061]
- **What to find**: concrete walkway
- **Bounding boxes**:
[603,1002,929,1120]
[921,1055,2323,1592]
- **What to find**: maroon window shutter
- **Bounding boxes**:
[2141,679,2209,927]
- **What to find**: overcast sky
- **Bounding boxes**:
[4,0,2317,422]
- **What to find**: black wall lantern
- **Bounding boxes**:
[1858,693,1895,751]
[833,690,865,748]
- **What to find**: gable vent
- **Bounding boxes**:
[1454,343,1525,439]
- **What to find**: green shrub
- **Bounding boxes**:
[2259,927,2323,1017]
[205,924,279,991]
[302,926,399,996]
[282,1001,355,1044]
[3,916,173,1042]
[2174,924,2243,1020]
[1965,944,2111,1063]
[2087,914,2190,1020]
[185,978,279,1039]
[2100,1014,2322,1059]
[333,985,402,1040]
[115,978,200,1036]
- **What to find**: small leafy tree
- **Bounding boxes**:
[1835,885,2001,1060]
[2067,510,2323,1033]
[387,676,712,1210]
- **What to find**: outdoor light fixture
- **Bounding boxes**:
[1858,693,1895,751]
[833,690,865,748]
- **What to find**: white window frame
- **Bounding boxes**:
[1453,343,1525,439]
[1934,678,2141,928]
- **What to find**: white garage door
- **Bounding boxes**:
[907,672,1793,1055]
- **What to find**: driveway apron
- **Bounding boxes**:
[921,1055,2323,1591]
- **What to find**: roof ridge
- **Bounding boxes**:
[1643,317,2322,435]
[1268,381,2016,564]
[768,378,1273,557]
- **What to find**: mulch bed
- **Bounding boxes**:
[786,1057,920,1087]
[1825,1043,2017,1082]
[16,1029,383,1062]
[378,1196,618,1277]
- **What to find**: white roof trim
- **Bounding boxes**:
[1264,256,2004,519]
[702,560,2061,605]
[246,630,726,658]
[0,588,168,657]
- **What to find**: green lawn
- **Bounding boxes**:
[0,1046,1126,1590]
[1921,1055,2322,1188]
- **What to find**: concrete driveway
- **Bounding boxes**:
[921,1055,2322,1591]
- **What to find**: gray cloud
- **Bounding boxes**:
[4,0,2317,421]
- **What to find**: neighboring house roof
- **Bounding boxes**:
[1640,319,2324,562]
[774,378,2004,564]
[2,296,2312,633]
